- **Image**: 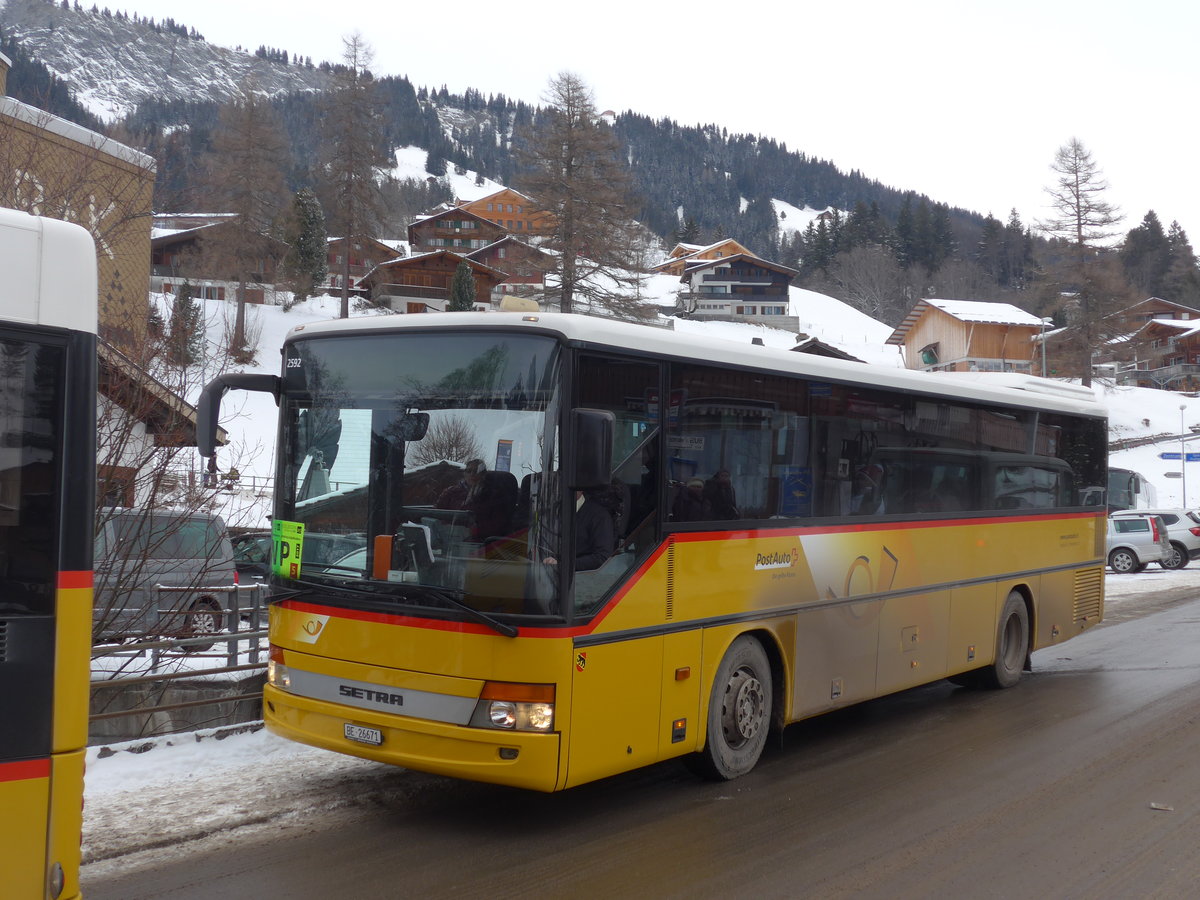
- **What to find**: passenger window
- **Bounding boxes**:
[668,363,807,521]
[574,355,660,613]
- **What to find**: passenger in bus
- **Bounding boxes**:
[849,464,884,515]
[543,489,615,571]
[672,478,713,521]
[438,459,516,541]
[704,469,739,520]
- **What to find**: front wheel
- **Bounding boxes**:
[688,636,773,780]
[980,591,1029,689]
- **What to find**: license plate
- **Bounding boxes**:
[344,723,383,745]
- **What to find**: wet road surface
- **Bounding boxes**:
[85,597,1200,899]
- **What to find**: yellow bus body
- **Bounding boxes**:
[265,511,1103,791]
[0,578,91,900]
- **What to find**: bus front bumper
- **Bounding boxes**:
[263,684,562,792]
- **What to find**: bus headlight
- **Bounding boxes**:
[470,682,555,732]
[267,644,290,689]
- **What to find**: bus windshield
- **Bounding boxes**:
[278,330,563,619]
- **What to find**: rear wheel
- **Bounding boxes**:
[1108,548,1139,574]
[689,636,773,780]
[980,591,1029,689]
[185,598,225,652]
[1160,541,1189,570]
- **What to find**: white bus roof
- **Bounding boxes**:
[0,207,98,333]
[284,312,1106,419]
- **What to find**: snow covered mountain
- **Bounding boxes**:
[0,0,333,120]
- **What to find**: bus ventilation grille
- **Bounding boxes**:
[1073,567,1103,622]
[0,619,7,662]
[665,538,675,620]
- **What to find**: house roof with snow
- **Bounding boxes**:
[886,298,1044,346]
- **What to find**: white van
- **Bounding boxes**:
[93,508,237,649]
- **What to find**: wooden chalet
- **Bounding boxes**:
[677,253,797,327]
[151,219,288,303]
[407,206,507,254]
[456,188,551,236]
[1114,319,1200,390]
[886,299,1045,373]
[325,236,403,294]
[360,250,506,313]
[653,238,759,276]
[465,236,551,292]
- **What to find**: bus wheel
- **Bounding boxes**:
[185,598,224,653]
[690,636,773,780]
[981,591,1028,689]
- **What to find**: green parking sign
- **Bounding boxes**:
[272,520,305,579]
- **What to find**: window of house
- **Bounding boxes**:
[919,343,940,366]
[736,306,757,315]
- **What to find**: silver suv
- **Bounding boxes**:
[1106,514,1171,573]
[93,508,237,649]
[1111,508,1200,570]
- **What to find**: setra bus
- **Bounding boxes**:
[0,209,97,897]
[199,312,1107,791]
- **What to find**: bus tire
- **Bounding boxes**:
[689,635,773,781]
[980,591,1028,689]
[185,598,224,653]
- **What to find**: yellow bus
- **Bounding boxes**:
[0,209,97,898]
[199,312,1106,790]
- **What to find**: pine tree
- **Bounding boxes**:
[1163,221,1200,306]
[1120,210,1171,298]
[1038,138,1128,386]
[448,260,476,311]
[515,72,646,316]
[280,189,328,304]
[167,281,204,366]
[317,34,389,319]
[201,86,291,359]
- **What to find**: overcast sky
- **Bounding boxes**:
[116,0,1200,242]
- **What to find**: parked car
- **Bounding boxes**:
[231,530,367,580]
[1106,514,1171,573]
[94,508,237,650]
[1110,508,1200,570]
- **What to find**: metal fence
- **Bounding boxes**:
[89,583,271,743]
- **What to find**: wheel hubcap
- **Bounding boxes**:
[722,667,765,748]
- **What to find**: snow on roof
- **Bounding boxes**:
[0,96,156,170]
[926,298,1044,326]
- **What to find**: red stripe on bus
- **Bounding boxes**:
[57,570,94,589]
[0,758,51,783]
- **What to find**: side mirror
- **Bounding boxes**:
[571,409,613,489]
[196,373,281,457]
[397,412,430,442]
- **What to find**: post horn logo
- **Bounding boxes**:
[303,619,324,636]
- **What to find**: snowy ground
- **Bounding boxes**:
[81,566,1200,873]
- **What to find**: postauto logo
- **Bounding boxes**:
[754,546,799,571]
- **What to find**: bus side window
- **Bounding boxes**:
[574,355,661,613]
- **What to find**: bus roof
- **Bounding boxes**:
[0,207,98,333]
[283,312,1106,419]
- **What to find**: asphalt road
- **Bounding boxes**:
[85,593,1200,899]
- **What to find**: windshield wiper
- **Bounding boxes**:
[289,577,518,638]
